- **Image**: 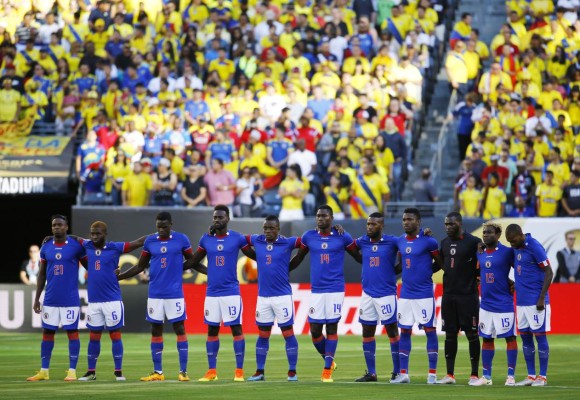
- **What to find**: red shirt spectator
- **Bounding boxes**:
[481,156,510,188]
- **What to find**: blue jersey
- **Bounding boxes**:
[83,240,128,303]
[356,234,399,298]
[397,234,439,299]
[249,234,300,297]
[477,243,515,313]
[300,229,356,293]
[199,230,250,297]
[267,139,293,163]
[208,141,235,163]
[40,237,87,307]
[143,231,192,299]
[513,233,551,306]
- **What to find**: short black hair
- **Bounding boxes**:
[369,212,384,219]
[403,207,421,219]
[51,214,68,223]
[264,215,280,224]
[505,223,523,236]
[446,211,463,222]
[156,211,172,222]
[317,204,334,216]
[214,204,230,216]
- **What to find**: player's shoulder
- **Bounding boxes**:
[301,229,317,238]
[172,231,189,240]
[228,230,244,238]
[464,232,481,244]
[67,236,84,248]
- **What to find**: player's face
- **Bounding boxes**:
[316,210,333,230]
[212,211,229,230]
[482,226,499,247]
[505,231,525,248]
[51,218,68,239]
[156,219,172,238]
[263,220,280,241]
[402,213,419,234]
[366,217,383,238]
[90,226,106,246]
[444,217,461,237]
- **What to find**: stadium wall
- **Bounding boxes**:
[1,283,579,335]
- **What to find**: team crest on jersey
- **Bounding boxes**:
[517,254,522,261]
[43,312,49,319]
[256,311,260,318]
[161,246,167,254]
[95,249,101,256]
[217,244,224,251]
[479,322,485,330]
[372,245,378,252]
[309,307,315,314]
[55,253,62,260]
[205,309,209,316]
[450,248,456,255]
[148,307,154,315]
[485,261,491,269]
[405,247,411,254]
[321,243,328,249]
[87,315,91,322]
[397,313,402,320]
[266,244,273,251]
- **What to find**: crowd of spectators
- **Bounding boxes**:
[0,0,448,218]
[446,3,580,218]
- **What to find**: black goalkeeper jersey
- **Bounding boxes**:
[440,232,482,296]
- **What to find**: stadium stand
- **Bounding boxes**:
[0,0,578,218]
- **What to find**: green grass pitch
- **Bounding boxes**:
[1,333,580,399]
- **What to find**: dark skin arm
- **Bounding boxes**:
[432,252,443,272]
[125,235,149,252]
[536,265,553,311]
[183,248,208,273]
[289,246,309,271]
[33,260,47,313]
[346,246,362,264]
[394,253,402,275]
[117,252,150,281]
[80,257,88,269]
[241,246,256,261]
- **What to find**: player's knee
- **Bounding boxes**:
[89,330,102,341]
[362,324,376,338]
[400,328,412,335]
[67,330,79,340]
[466,331,479,341]
[505,336,516,343]
[109,330,122,341]
[445,331,458,340]
[424,327,436,333]
[482,337,494,344]
[42,329,56,337]
[385,323,399,338]
[310,323,323,338]
[230,324,243,337]
[281,326,294,337]
[172,321,185,335]
[208,325,220,337]
[151,323,163,337]
[325,323,338,336]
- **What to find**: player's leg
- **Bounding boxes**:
[172,321,189,380]
[505,336,518,386]
[532,305,550,386]
[308,293,327,359]
[109,329,125,380]
[281,325,299,381]
[200,296,222,381]
[223,295,245,381]
[440,295,459,382]
[481,338,495,381]
[310,322,326,358]
[142,298,166,381]
[251,296,274,380]
[461,295,481,383]
[416,298,438,383]
[465,330,481,382]
[392,298,414,383]
[321,322,338,382]
[516,306,537,386]
[357,292,378,381]
[230,324,245,381]
[385,323,400,380]
[27,328,55,381]
[80,302,105,381]
[62,306,81,381]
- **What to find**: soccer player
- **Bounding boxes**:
[505,224,553,387]
[352,212,401,383]
[27,215,88,382]
[245,215,301,382]
[117,212,204,382]
[391,208,442,384]
[289,205,361,383]
[183,205,257,382]
[436,212,482,385]
[75,221,147,381]
[471,222,518,386]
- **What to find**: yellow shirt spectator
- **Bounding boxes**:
[483,186,506,219]
[0,87,21,122]
[122,170,153,207]
[351,171,390,217]
[535,181,562,217]
[459,187,483,217]
[279,177,306,210]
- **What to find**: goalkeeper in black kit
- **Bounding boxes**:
[435,212,482,385]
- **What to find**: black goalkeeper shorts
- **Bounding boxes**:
[441,294,479,333]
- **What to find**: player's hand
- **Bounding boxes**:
[208,225,217,236]
[536,297,545,311]
[333,224,345,235]
[509,280,515,295]
[33,300,41,314]
[114,268,121,277]
[477,242,485,254]
[423,227,433,236]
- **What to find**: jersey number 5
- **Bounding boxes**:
[405,258,411,269]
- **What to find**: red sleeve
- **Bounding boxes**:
[345,241,357,251]
[80,255,88,263]
[123,242,131,254]
[300,241,308,250]
[183,247,193,255]
[246,235,252,245]
[196,246,207,256]
[294,237,302,249]
[78,238,85,245]
[430,249,440,258]
[141,250,150,257]
[241,243,251,251]
[537,259,550,269]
